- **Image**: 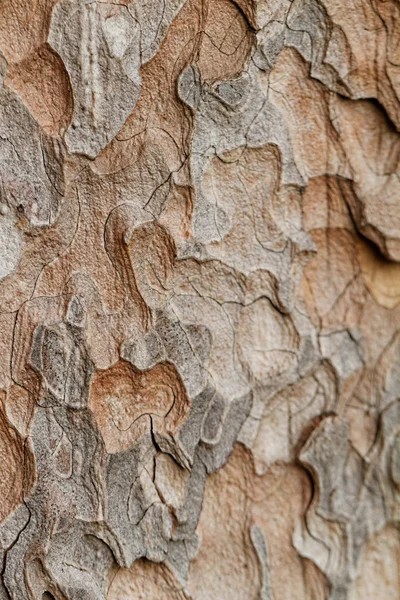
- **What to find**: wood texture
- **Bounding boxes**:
[0,1,399,598]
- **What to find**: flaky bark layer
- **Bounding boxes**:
[0,1,400,598]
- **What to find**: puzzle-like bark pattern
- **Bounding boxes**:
[0,1,399,598]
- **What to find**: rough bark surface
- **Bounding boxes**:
[0,1,399,598]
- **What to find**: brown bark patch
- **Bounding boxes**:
[89,360,190,453]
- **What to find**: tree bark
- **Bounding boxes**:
[0,0,399,598]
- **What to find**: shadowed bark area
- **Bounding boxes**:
[0,1,399,598]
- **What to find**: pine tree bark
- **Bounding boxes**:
[0,1,399,598]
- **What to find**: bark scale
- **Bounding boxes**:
[0,1,399,598]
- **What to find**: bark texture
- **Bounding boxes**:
[0,1,400,598]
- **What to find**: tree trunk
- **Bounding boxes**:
[0,1,399,598]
